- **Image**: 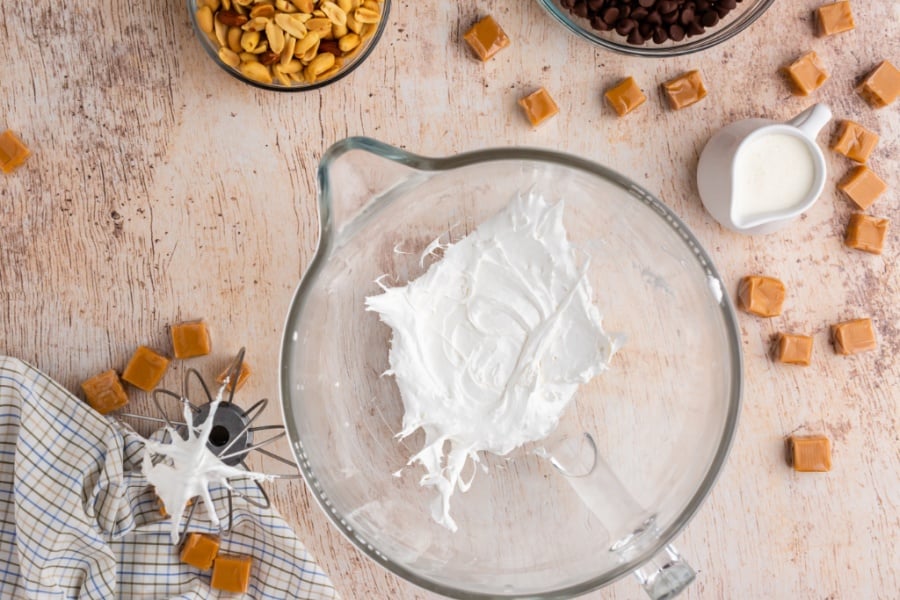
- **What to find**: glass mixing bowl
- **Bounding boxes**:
[280,137,742,598]
[536,0,774,57]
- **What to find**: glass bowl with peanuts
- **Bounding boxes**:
[190,0,389,90]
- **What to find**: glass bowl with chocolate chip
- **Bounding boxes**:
[188,0,389,91]
[537,0,774,56]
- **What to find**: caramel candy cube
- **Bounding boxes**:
[783,51,829,96]
[171,320,211,359]
[838,166,887,210]
[121,346,170,391]
[857,60,900,108]
[662,70,707,110]
[605,77,646,117]
[216,359,252,392]
[81,370,128,415]
[815,1,854,36]
[844,213,889,254]
[462,15,510,62]
[775,333,813,366]
[518,87,559,127]
[0,130,31,174]
[180,533,220,570]
[832,317,877,355]
[737,275,785,318]
[787,435,832,472]
[831,120,878,163]
[211,554,253,593]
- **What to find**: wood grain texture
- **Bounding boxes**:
[1,0,898,598]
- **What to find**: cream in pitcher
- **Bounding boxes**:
[731,131,817,222]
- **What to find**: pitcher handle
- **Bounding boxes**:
[787,103,832,140]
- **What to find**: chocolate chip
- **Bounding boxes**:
[631,7,649,19]
[668,23,685,40]
[627,29,645,43]
[637,0,655,7]
[719,0,737,8]
[680,6,695,25]
[652,26,669,43]
[602,6,620,23]
[591,15,612,29]
[646,10,662,25]
[616,18,637,34]
[573,1,589,18]
[658,0,677,13]
[588,0,605,10]
[701,10,719,27]
[639,21,654,36]
[662,10,679,23]
[686,19,705,35]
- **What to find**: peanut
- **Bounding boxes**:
[218,47,241,67]
[196,6,215,33]
[240,60,273,83]
[240,29,260,52]
[305,51,334,80]
[217,10,248,26]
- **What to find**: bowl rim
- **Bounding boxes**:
[535,0,776,57]
[186,0,392,92]
[279,136,744,598]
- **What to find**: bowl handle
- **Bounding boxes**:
[543,433,697,599]
[633,544,696,600]
[316,137,425,235]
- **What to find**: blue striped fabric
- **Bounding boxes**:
[0,357,338,600]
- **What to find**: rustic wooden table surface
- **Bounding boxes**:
[2,0,898,597]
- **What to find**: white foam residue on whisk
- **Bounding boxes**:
[141,381,273,544]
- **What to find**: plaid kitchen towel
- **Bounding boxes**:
[0,356,338,600]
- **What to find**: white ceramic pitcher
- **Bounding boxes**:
[697,104,832,235]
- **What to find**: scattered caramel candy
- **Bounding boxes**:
[838,165,887,210]
[786,435,831,472]
[782,51,829,96]
[171,320,212,359]
[831,120,878,163]
[180,533,220,570]
[462,15,510,62]
[815,1,854,36]
[604,77,646,117]
[831,317,877,355]
[121,346,170,392]
[844,213,889,254]
[0,130,31,174]
[81,370,128,415]
[775,333,813,366]
[662,70,707,110]
[518,87,559,127]
[211,554,253,593]
[737,275,785,318]
[216,359,252,392]
[857,60,900,108]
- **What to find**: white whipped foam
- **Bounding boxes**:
[366,191,619,531]
[142,388,272,543]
